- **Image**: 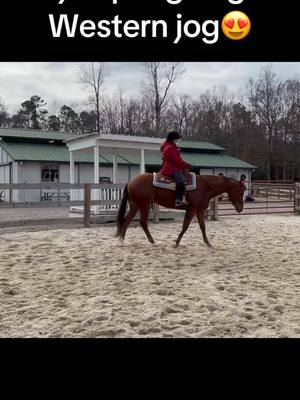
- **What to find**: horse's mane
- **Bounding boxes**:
[199,175,239,184]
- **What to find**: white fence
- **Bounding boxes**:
[70,184,124,211]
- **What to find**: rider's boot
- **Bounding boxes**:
[175,182,188,207]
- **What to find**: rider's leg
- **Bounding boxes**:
[172,171,185,206]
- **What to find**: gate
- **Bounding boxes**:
[218,183,295,216]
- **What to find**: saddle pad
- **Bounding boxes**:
[153,172,197,191]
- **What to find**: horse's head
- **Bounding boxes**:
[226,178,246,214]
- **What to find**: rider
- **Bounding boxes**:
[160,131,192,207]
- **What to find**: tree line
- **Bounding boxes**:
[0,63,300,181]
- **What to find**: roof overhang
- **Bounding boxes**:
[65,133,164,153]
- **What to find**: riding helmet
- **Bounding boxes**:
[167,131,181,141]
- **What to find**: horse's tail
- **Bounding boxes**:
[116,183,129,237]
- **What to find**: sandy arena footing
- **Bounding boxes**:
[0,215,299,338]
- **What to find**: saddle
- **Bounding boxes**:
[153,172,197,191]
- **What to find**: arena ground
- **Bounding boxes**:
[0,215,299,338]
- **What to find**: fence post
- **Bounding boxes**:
[212,197,218,221]
[295,183,300,215]
[153,203,160,224]
[84,184,91,227]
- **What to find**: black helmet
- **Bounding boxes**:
[167,131,181,141]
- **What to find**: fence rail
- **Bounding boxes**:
[3,182,296,228]
[218,183,297,216]
[0,183,219,228]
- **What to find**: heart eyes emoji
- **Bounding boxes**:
[224,18,249,29]
[222,11,251,40]
[238,19,248,29]
[224,18,235,29]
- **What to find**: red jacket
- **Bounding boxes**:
[160,141,192,176]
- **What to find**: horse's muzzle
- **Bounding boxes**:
[234,202,244,214]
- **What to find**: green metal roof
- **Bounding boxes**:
[0,142,131,165]
[179,141,226,151]
[0,128,79,141]
[181,152,256,169]
[0,129,227,151]
[0,141,256,169]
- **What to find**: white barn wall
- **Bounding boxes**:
[0,147,12,164]
[60,163,79,183]
[99,166,113,182]
[227,168,239,179]
[0,166,4,183]
[117,166,131,183]
[77,164,134,184]
[130,166,140,180]
[78,164,94,184]
[0,165,9,201]
[0,147,13,202]
[0,165,10,201]
[200,168,214,175]
[19,162,41,202]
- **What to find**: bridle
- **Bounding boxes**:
[201,176,245,206]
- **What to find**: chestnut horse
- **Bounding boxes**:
[116,174,246,247]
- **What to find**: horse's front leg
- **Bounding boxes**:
[196,209,213,248]
[175,207,195,247]
[140,205,155,244]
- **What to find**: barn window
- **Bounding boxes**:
[42,164,59,183]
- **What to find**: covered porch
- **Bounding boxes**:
[65,133,164,214]
[66,133,164,186]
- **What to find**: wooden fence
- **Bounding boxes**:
[251,183,295,201]
[296,183,300,214]
[0,183,219,228]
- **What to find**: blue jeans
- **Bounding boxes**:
[172,171,185,201]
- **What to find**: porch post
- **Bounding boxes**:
[70,151,75,184]
[70,150,75,202]
[140,148,145,174]
[94,145,100,184]
[113,153,118,184]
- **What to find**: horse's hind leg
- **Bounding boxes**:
[175,207,195,247]
[119,203,138,241]
[140,205,155,244]
[196,209,212,248]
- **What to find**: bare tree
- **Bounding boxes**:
[79,63,106,133]
[248,65,281,180]
[102,92,121,134]
[0,97,9,127]
[277,79,300,181]
[195,86,234,144]
[142,62,185,136]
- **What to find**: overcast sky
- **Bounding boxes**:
[1,62,300,114]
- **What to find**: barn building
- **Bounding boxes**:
[0,128,256,202]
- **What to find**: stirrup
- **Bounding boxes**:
[175,199,188,207]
